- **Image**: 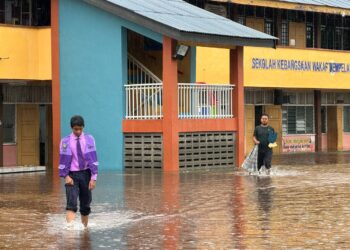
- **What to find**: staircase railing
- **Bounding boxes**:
[128,54,162,84]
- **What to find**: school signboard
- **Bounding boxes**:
[244,47,350,89]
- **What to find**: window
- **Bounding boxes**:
[281,21,289,46]
[237,5,245,17]
[3,104,16,144]
[265,8,273,19]
[327,28,335,49]
[320,14,349,51]
[283,106,314,134]
[322,92,350,105]
[256,7,264,18]
[296,11,305,22]
[0,0,50,26]
[282,92,314,135]
[306,23,314,48]
[344,18,350,50]
[244,90,274,105]
[0,0,4,23]
[21,0,32,26]
[321,26,327,48]
[335,27,343,50]
[281,10,288,20]
[344,27,350,50]
[283,92,314,105]
[237,16,245,25]
[265,20,274,36]
[204,3,227,18]
[344,107,350,132]
[186,0,205,8]
[306,12,314,23]
[288,10,297,22]
[245,6,254,17]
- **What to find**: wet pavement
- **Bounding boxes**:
[1,153,350,249]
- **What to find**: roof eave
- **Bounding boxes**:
[84,0,276,48]
[213,0,350,16]
[177,31,276,48]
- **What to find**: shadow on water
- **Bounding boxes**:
[1,160,350,248]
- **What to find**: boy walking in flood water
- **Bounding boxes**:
[253,114,276,174]
[59,115,98,228]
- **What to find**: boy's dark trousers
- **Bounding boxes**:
[257,147,272,171]
[65,169,92,216]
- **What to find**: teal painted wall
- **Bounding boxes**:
[59,0,161,170]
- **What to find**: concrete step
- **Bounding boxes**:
[0,166,46,174]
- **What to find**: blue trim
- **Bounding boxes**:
[121,27,128,169]
[190,46,196,83]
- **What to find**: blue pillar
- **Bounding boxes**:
[190,46,197,83]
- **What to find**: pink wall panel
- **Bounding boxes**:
[3,145,17,166]
[322,133,328,151]
[343,133,350,151]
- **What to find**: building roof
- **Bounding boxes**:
[278,0,350,10]
[214,0,350,16]
[84,0,277,48]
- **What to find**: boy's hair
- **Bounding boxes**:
[261,113,269,119]
[70,115,85,128]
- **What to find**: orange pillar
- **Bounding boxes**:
[162,173,180,249]
[232,175,246,249]
[51,0,61,173]
[230,47,245,167]
[162,37,179,171]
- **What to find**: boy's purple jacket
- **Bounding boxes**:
[58,134,98,180]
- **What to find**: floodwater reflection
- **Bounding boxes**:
[1,161,350,249]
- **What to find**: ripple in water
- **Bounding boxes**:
[238,166,302,177]
[47,210,166,233]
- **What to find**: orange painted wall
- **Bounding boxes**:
[51,0,60,173]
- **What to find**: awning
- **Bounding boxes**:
[84,0,277,48]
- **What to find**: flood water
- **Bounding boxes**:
[1,153,350,249]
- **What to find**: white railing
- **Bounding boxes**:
[125,83,163,119]
[178,83,234,119]
[128,54,162,84]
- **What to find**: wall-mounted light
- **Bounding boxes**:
[173,45,189,60]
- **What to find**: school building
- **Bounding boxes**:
[1,0,349,172]
[0,0,276,171]
[187,0,350,155]
[0,0,52,168]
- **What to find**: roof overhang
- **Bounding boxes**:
[84,0,276,49]
[213,0,350,16]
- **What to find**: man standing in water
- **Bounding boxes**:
[253,114,276,174]
[59,115,98,228]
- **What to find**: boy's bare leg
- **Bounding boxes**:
[81,215,89,227]
[66,211,76,223]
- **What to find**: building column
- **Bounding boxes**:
[230,47,245,167]
[51,0,61,171]
[162,37,179,171]
[336,106,344,151]
[314,90,322,151]
[0,85,3,167]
